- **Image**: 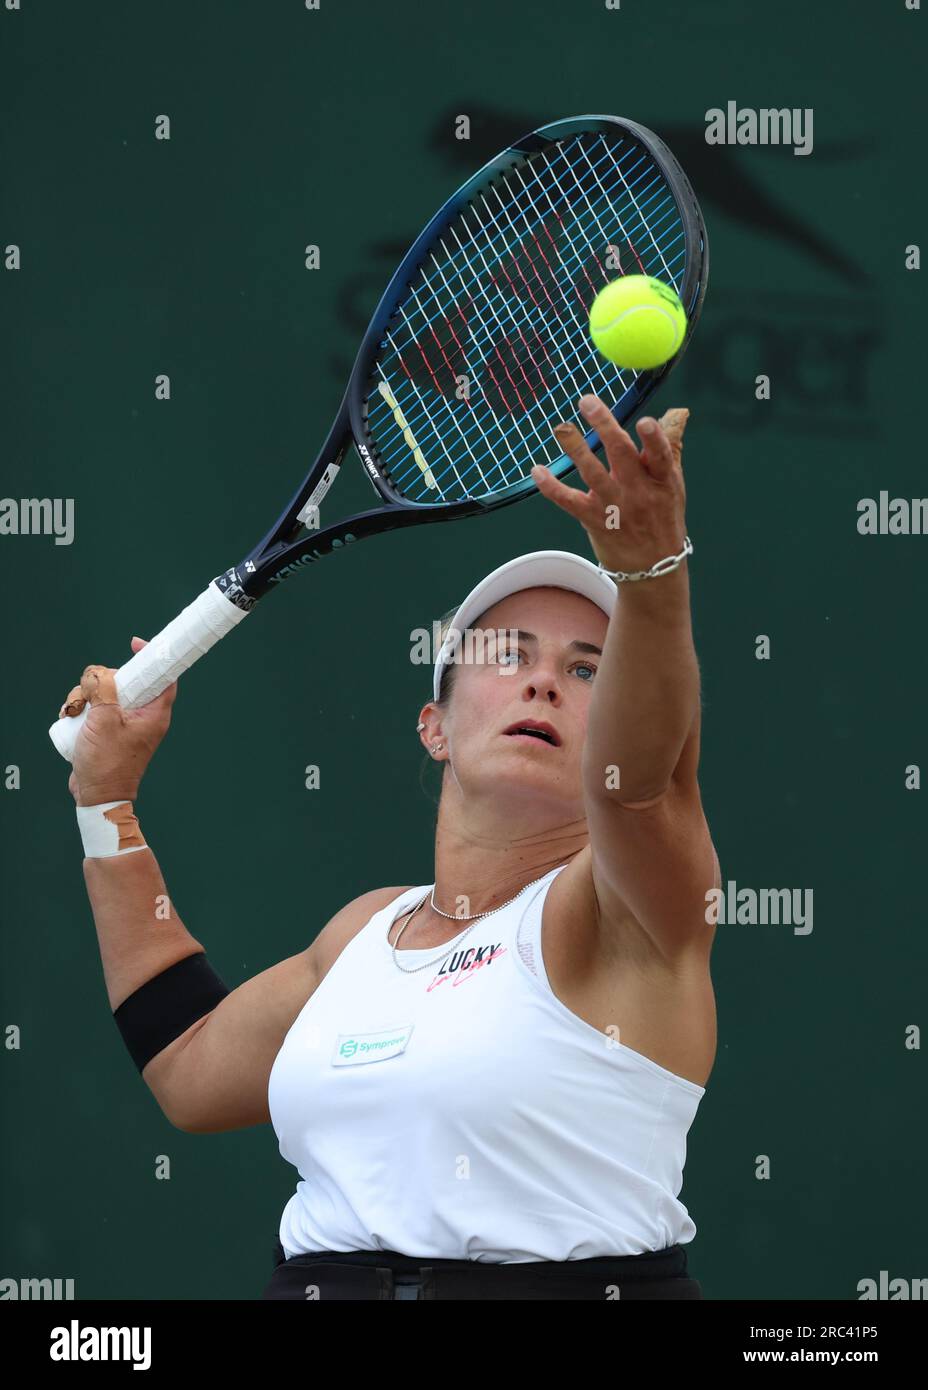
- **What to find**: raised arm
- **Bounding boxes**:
[532,397,718,960]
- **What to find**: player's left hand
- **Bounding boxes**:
[531,393,690,576]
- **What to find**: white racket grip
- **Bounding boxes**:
[48,582,250,762]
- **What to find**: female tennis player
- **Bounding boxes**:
[60,393,718,1301]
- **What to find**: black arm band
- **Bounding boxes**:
[113,953,230,1073]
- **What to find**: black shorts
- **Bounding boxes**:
[261,1237,703,1300]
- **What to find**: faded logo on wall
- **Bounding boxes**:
[329,107,879,440]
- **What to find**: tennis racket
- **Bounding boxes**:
[49,112,708,761]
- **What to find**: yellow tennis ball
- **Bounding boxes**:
[588,275,688,369]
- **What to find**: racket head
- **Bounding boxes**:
[346,114,708,514]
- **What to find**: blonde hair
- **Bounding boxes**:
[418,605,460,807]
[434,605,461,707]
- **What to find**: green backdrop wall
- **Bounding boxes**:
[1,0,925,1300]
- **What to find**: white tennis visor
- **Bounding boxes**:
[432,549,618,703]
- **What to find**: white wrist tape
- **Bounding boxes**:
[76,801,148,858]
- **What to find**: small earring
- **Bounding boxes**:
[432,741,443,754]
[416,721,425,732]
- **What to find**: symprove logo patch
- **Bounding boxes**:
[332,1024,414,1066]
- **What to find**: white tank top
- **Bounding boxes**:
[268,865,705,1263]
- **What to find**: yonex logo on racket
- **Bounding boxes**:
[269,538,358,584]
[356,444,381,484]
[269,555,319,583]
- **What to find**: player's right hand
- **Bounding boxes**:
[61,637,178,806]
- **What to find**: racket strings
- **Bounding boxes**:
[366,131,689,503]
[379,139,684,497]
[379,139,647,470]
[440,140,679,400]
